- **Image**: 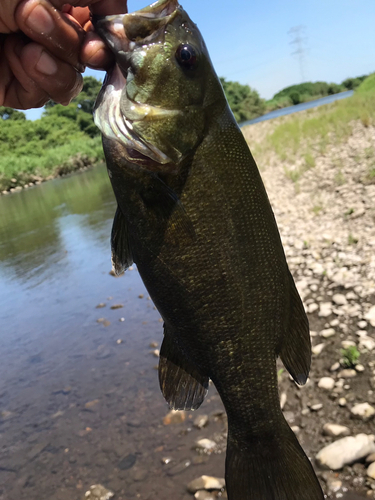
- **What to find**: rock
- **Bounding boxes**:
[166,458,191,476]
[320,328,336,338]
[368,462,375,479]
[319,302,332,317]
[152,349,160,358]
[110,304,123,310]
[359,337,375,351]
[195,492,216,500]
[330,362,340,372]
[318,377,335,390]
[316,434,375,470]
[356,364,365,372]
[118,454,136,470]
[365,306,375,327]
[194,415,209,429]
[149,342,158,348]
[280,392,287,409]
[338,369,357,378]
[341,340,356,349]
[291,426,300,434]
[84,485,114,500]
[322,423,350,437]
[308,303,319,314]
[161,457,172,465]
[324,473,343,494]
[338,398,347,407]
[187,476,225,494]
[84,399,100,410]
[358,320,368,329]
[332,294,347,305]
[312,343,325,355]
[351,403,375,421]
[163,410,186,425]
[195,439,217,451]
[310,403,323,411]
[367,453,375,463]
[96,303,106,309]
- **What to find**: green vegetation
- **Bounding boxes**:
[0,77,104,192]
[247,73,375,175]
[340,346,360,368]
[220,78,266,123]
[265,74,370,112]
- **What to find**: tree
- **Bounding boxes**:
[220,78,266,123]
[0,107,26,121]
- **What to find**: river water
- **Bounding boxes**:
[0,168,366,498]
[240,90,354,127]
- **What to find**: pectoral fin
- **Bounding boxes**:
[159,326,209,410]
[280,271,311,385]
[111,206,133,275]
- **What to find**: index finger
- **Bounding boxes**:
[16,0,86,71]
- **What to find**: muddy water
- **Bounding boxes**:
[0,166,365,500]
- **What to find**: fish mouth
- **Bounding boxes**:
[93,0,181,169]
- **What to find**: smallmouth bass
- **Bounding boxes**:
[93,1,324,498]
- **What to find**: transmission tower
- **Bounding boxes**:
[288,25,308,82]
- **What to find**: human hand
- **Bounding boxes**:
[0,0,127,110]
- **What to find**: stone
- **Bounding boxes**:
[365,306,375,327]
[308,303,319,314]
[187,476,225,494]
[351,403,375,421]
[367,453,375,463]
[356,364,365,372]
[195,439,217,451]
[161,457,172,465]
[312,343,325,355]
[320,328,336,338]
[194,415,209,429]
[330,362,340,372]
[280,392,287,409]
[163,410,186,425]
[310,403,323,411]
[316,434,375,470]
[368,462,375,480]
[84,485,114,500]
[332,294,347,305]
[358,320,368,329]
[359,337,375,351]
[96,303,106,309]
[338,369,357,378]
[166,458,191,476]
[319,302,332,317]
[318,377,335,390]
[338,398,347,407]
[322,423,350,437]
[110,304,123,310]
[195,492,216,500]
[341,340,356,349]
[118,454,136,470]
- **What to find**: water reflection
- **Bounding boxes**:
[0,165,115,285]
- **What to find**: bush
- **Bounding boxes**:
[220,78,266,122]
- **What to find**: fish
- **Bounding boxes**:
[92,1,324,498]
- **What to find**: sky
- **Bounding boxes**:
[25,0,375,120]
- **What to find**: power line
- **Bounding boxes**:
[288,25,308,82]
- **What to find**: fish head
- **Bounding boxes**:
[93,0,225,172]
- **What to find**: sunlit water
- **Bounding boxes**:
[240,90,354,127]
[0,167,365,500]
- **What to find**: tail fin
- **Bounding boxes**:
[225,422,324,500]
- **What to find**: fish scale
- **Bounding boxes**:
[93,0,324,498]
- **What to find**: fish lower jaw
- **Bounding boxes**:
[94,65,173,170]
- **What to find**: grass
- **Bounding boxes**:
[0,115,104,191]
[247,74,375,183]
[340,346,360,368]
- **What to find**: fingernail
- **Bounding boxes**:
[26,4,54,35]
[36,50,58,75]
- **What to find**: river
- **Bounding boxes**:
[240,90,354,127]
[0,163,366,497]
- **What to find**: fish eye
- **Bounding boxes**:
[175,44,198,69]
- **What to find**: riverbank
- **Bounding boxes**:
[238,77,375,498]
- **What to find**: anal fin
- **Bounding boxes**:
[280,271,311,386]
[159,326,209,411]
[111,205,133,275]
